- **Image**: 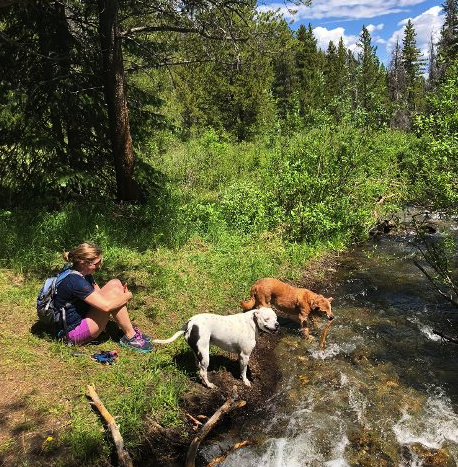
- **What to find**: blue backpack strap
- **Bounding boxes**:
[55,265,75,287]
[55,267,83,346]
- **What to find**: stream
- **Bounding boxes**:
[202,210,458,466]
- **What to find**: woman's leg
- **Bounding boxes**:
[85,279,136,339]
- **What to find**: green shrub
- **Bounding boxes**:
[266,126,413,243]
[220,180,281,234]
[413,63,458,210]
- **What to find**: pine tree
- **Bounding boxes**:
[427,35,441,90]
[402,21,424,84]
[324,40,339,105]
[346,49,359,112]
[334,37,351,118]
[402,20,426,113]
[336,37,349,89]
[437,0,458,74]
[356,26,387,124]
[295,24,325,118]
[322,38,350,121]
[388,39,409,128]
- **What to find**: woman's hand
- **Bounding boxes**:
[85,281,133,312]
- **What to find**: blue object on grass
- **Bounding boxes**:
[91,350,118,365]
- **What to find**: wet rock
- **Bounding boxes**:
[409,444,455,467]
[347,429,396,466]
[349,350,370,365]
[400,445,454,467]
[370,219,398,236]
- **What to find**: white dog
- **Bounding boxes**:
[152,307,279,388]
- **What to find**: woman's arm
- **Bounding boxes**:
[83,289,132,313]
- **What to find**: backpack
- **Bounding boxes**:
[36,266,81,326]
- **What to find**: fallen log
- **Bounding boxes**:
[185,386,246,467]
[87,384,133,467]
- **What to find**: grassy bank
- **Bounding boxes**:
[0,125,426,465]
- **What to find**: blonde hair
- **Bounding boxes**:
[63,242,102,266]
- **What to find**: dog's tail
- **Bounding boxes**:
[240,285,256,311]
[152,326,186,344]
[240,298,255,311]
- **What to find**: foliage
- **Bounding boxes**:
[414,62,458,209]
[437,0,458,76]
[2,3,448,204]
[267,126,414,243]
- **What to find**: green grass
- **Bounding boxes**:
[0,124,444,465]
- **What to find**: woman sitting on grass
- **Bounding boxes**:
[54,242,154,352]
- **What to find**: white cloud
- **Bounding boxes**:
[258,0,426,22]
[386,6,444,60]
[367,23,384,33]
[312,23,385,54]
[313,26,359,53]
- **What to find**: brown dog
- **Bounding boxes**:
[240,278,334,339]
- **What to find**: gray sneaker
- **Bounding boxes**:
[119,331,155,353]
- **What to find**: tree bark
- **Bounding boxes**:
[97,0,138,201]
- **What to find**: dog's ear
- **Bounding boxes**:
[328,297,333,303]
[311,296,330,311]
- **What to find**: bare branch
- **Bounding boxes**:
[87,385,133,467]
[120,24,248,42]
[413,259,458,307]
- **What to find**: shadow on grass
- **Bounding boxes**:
[0,389,79,467]
[172,348,251,384]
[29,320,122,346]
[0,188,182,273]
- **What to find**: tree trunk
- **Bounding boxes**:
[97,0,138,201]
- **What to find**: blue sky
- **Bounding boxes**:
[258,0,445,66]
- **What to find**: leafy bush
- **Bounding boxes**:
[267,126,413,243]
[413,63,458,210]
[220,180,281,234]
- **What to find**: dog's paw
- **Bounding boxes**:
[205,382,217,389]
[242,379,252,387]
